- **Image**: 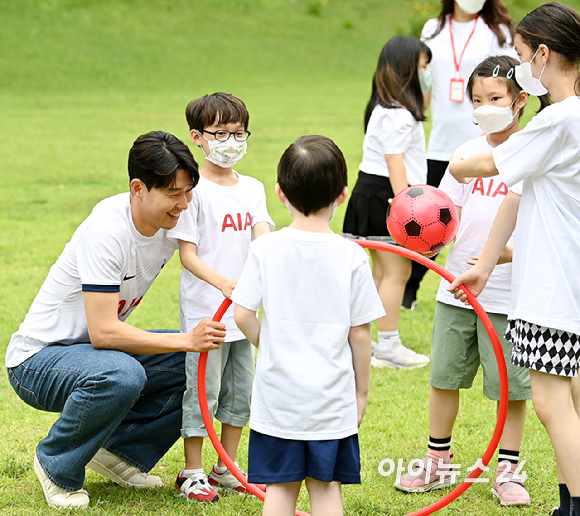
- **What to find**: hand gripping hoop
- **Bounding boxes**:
[197,240,508,516]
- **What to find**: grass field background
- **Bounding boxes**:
[2,0,580,514]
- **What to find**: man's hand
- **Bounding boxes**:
[185,318,226,352]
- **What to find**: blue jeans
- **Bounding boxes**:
[7,342,186,491]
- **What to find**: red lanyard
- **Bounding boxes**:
[449,15,479,73]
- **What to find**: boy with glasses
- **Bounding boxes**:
[168,92,274,502]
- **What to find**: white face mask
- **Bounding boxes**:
[514,48,548,96]
[455,0,486,15]
[200,135,247,168]
[473,98,519,134]
[418,69,433,94]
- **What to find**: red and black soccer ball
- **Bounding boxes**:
[387,185,459,256]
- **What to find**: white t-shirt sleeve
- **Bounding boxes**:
[493,115,561,187]
[77,219,125,291]
[438,169,466,207]
[231,246,263,311]
[166,192,201,245]
[251,180,275,230]
[349,250,386,326]
[379,109,414,155]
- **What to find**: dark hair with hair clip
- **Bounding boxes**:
[467,55,526,118]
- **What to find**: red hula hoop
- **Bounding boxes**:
[197,240,508,516]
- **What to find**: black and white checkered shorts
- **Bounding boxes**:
[506,319,580,378]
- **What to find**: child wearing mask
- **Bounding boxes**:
[394,55,532,508]
[168,92,274,502]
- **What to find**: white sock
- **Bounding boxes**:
[214,464,228,474]
[378,331,399,350]
[182,468,205,479]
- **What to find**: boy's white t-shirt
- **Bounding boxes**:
[231,228,385,440]
[421,16,515,161]
[493,96,580,335]
[6,193,178,368]
[436,136,520,314]
[359,104,427,186]
[167,173,274,341]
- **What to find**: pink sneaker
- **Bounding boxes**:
[492,462,530,506]
[394,454,456,493]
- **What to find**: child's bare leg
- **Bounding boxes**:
[530,370,580,495]
[305,477,343,516]
[497,400,526,451]
[263,481,302,516]
[429,387,459,438]
[369,249,411,332]
[217,424,243,468]
[184,436,204,469]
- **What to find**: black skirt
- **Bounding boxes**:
[343,171,395,241]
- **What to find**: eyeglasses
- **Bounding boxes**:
[202,129,251,142]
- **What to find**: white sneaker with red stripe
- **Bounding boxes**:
[208,463,265,494]
[175,469,220,503]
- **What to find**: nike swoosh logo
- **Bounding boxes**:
[123,273,136,281]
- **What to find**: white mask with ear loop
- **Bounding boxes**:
[199,134,247,168]
[473,98,519,134]
[514,48,549,96]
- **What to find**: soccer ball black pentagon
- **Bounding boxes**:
[387,185,459,256]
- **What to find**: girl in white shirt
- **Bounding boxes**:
[450,4,580,515]
[343,36,432,369]
[405,0,515,310]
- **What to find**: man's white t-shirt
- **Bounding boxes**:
[6,193,178,368]
[421,16,515,161]
[167,174,274,341]
[231,228,385,440]
[493,96,580,335]
[436,136,520,314]
[359,104,427,186]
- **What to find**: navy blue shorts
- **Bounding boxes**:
[248,430,361,484]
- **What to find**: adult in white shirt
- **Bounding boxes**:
[5,131,226,509]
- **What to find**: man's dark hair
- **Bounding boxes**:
[185,92,249,132]
[128,131,199,190]
[277,135,348,216]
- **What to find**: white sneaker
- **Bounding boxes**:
[34,453,90,508]
[87,448,163,488]
[372,339,430,369]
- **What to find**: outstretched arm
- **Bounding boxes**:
[84,291,225,354]
[449,191,520,303]
[449,151,498,183]
[179,240,237,299]
[349,322,372,427]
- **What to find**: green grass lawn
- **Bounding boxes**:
[2,0,580,514]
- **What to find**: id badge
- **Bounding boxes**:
[450,78,465,102]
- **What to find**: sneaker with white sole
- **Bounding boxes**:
[87,448,163,488]
[175,470,220,502]
[371,340,430,369]
[492,462,531,506]
[394,455,456,493]
[208,463,265,494]
[34,453,90,508]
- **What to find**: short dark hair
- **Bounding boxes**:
[467,55,525,118]
[185,92,250,132]
[277,135,347,216]
[128,131,199,191]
